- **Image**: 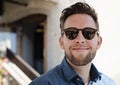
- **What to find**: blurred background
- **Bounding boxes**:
[0,0,119,85]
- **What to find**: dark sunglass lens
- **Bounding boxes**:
[65,28,78,40]
[82,28,96,40]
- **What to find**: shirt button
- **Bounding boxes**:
[77,78,80,81]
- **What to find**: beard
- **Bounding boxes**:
[65,49,96,66]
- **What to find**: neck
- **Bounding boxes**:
[67,60,92,84]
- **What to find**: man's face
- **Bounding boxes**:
[59,14,102,66]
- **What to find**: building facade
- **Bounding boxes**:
[0,0,82,74]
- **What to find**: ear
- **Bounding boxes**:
[59,36,64,49]
[97,36,102,49]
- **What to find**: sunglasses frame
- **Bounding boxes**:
[62,27,98,40]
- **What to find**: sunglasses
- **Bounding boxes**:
[62,27,98,40]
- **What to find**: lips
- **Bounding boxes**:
[72,47,89,51]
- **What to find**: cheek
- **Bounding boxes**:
[59,37,71,50]
[61,41,68,50]
[88,40,98,50]
[92,40,101,50]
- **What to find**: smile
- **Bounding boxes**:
[72,47,89,51]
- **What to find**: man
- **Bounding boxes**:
[29,2,116,85]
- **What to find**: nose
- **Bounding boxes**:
[74,31,85,44]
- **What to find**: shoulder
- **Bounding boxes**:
[29,65,62,85]
[99,73,116,85]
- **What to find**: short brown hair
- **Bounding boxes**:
[60,2,99,34]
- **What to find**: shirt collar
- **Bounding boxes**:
[61,57,101,82]
[90,64,101,82]
[61,57,77,81]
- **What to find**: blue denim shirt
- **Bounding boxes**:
[29,58,116,85]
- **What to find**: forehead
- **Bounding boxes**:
[64,14,96,29]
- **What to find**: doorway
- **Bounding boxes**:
[13,14,46,74]
[33,24,44,74]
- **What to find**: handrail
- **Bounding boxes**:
[6,48,40,80]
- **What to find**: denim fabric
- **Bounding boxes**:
[29,57,116,85]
